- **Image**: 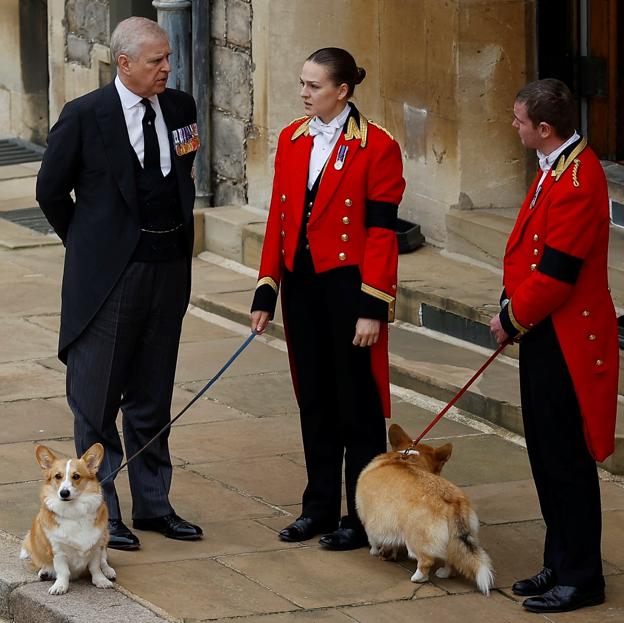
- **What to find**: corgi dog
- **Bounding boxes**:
[20,443,116,595]
[356,424,494,595]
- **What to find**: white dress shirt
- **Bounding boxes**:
[307,103,351,189]
[114,75,171,176]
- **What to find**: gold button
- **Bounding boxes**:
[533,234,539,242]
[280,212,285,220]
[281,249,285,255]
[596,359,603,366]
[342,216,350,225]
[533,248,539,256]
[344,198,352,207]
[305,243,310,250]
[306,212,311,218]
[530,263,537,271]
[280,194,286,202]
[341,233,349,242]
[588,334,596,341]
[582,310,590,317]
[338,252,346,261]
[392,284,397,290]
[308,201,313,208]
[280,230,285,238]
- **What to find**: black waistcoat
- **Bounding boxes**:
[294,175,322,274]
[130,150,185,262]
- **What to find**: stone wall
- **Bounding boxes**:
[210,0,253,206]
[247,0,536,245]
[48,0,111,126]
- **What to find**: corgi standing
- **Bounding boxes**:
[20,443,116,595]
[356,424,494,595]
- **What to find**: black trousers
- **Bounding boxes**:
[519,317,603,588]
[282,265,387,529]
[67,258,188,521]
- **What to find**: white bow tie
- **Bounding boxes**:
[537,151,552,172]
[308,117,340,139]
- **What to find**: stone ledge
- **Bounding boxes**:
[0,532,169,623]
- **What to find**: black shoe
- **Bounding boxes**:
[522,584,605,613]
[278,516,336,542]
[133,513,203,541]
[319,527,369,551]
[512,567,555,596]
[107,519,140,551]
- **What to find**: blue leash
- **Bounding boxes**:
[100,331,257,485]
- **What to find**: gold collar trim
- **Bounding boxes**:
[290,117,311,141]
[551,137,588,181]
[344,115,368,148]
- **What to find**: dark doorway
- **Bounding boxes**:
[18,0,49,145]
[537,0,623,161]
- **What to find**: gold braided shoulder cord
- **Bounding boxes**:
[572,159,581,188]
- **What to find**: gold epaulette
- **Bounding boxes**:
[551,137,588,183]
[290,117,311,141]
[344,115,368,148]
[368,120,395,141]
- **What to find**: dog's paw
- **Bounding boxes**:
[102,565,116,581]
[48,580,69,595]
[92,576,114,589]
[435,565,453,579]
[411,569,429,583]
[378,545,398,561]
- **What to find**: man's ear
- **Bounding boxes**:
[117,55,131,75]
[538,121,554,139]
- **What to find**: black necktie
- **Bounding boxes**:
[141,98,160,173]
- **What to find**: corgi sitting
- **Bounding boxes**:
[356,424,494,595]
[20,443,116,595]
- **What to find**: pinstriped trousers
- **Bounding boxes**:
[67,258,187,521]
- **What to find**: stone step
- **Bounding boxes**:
[0,162,39,212]
[191,252,624,475]
[445,207,624,309]
[201,205,624,387]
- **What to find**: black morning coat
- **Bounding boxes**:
[36,81,198,363]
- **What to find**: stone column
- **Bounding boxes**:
[152,0,192,93]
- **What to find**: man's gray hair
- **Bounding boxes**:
[110,17,168,64]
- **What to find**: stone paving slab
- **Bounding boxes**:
[115,558,298,621]
[0,398,73,444]
[0,317,59,363]
[0,361,65,402]
[191,455,309,507]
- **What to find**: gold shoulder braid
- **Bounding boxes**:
[290,117,311,141]
[572,159,581,187]
[368,120,395,141]
[551,137,587,182]
[344,115,368,148]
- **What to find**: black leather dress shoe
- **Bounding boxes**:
[522,584,605,613]
[512,567,555,596]
[133,513,203,540]
[278,516,335,542]
[107,519,140,551]
[319,527,369,551]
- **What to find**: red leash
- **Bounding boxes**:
[407,341,509,449]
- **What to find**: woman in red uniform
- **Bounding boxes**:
[250,47,405,550]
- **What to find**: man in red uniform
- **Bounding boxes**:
[490,79,618,613]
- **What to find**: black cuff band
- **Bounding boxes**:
[251,284,277,317]
[538,245,583,284]
[359,290,390,321]
[365,200,398,230]
[499,304,519,339]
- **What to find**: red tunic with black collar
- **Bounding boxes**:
[252,110,406,418]
[499,138,618,461]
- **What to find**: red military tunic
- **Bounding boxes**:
[500,138,619,461]
[253,109,405,417]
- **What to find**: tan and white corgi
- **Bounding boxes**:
[20,443,116,595]
[356,424,494,595]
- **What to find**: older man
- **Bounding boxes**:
[491,79,618,613]
[37,17,202,549]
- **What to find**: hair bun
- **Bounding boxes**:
[356,67,366,84]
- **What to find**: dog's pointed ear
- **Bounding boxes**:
[35,445,57,470]
[388,424,413,451]
[433,443,453,474]
[81,443,104,474]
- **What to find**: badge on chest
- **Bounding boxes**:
[172,123,200,156]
